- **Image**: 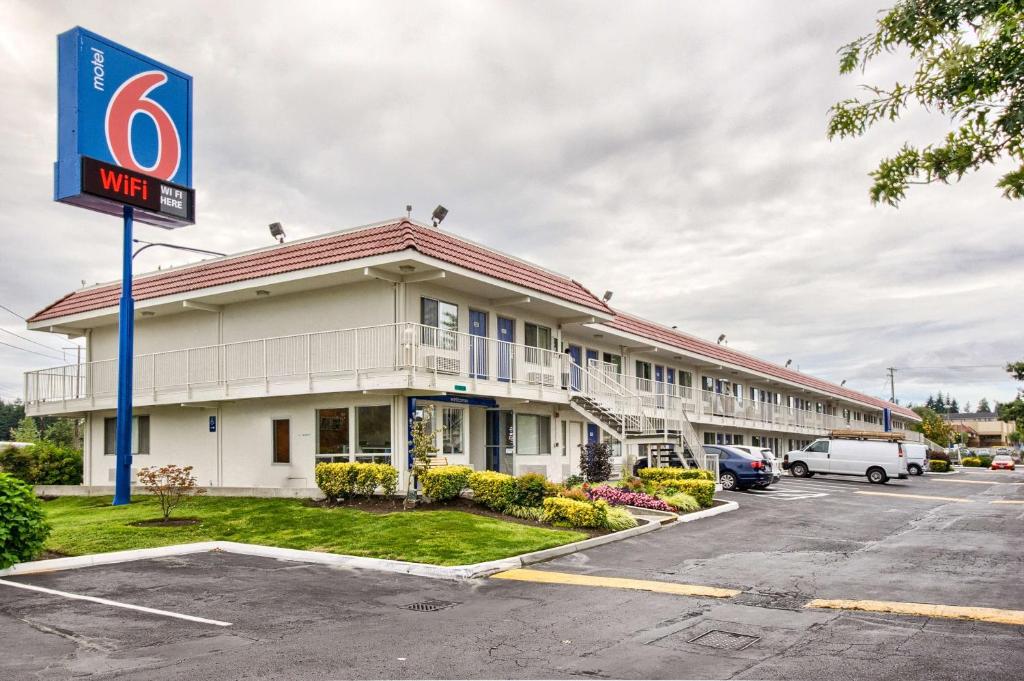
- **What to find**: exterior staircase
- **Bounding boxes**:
[568,361,709,471]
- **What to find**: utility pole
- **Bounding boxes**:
[887,367,897,403]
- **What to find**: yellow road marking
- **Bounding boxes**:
[490,568,740,598]
[933,479,1023,485]
[854,491,972,503]
[806,598,1024,626]
[990,500,1024,505]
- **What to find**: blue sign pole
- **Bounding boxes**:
[113,205,135,505]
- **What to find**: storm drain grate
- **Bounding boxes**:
[687,629,759,651]
[400,599,459,613]
[733,591,810,611]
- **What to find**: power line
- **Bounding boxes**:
[0,304,26,321]
[897,364,1006,371]
[0,327,69,353]
[0,339,65,362]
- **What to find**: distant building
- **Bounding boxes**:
[943,412,1013,448]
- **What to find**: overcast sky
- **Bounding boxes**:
[1,0,1021,409]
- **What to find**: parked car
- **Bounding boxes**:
[977,448,991,457]
[990,455,1015,471]
[785,437,909,484]
[632,452,683,476]
[901,442,928,476]
[704,445,774,491]
[730,446,781,486]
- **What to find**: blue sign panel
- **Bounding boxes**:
[55,27,194,228]
[209,416,217,433]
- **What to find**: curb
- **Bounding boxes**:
[0,502,737,581]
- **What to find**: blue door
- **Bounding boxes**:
[497,317,514,382]
[567,344,582,391]
[587,424,599,444]
[585,349,598,392]
[469,310,488,379]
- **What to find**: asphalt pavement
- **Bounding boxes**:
[1,467,1022,680]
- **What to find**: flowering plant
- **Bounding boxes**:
[586,485,672,511]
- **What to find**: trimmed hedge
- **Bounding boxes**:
[468,471,517,511]
[638,467,714,482]
[314,462,398,501]
[961,456,981,467]
[0,472,51,569]
[513,472,554,507]
[542,496,609,528]
[664,479,715,508]
[928,459,951,473]
[421,465,473,501]
[0,443,82,485]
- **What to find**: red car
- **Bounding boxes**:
[990,455,1015,470]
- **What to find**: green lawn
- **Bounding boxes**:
[41,496,587,566]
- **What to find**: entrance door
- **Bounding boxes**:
[485,409,514,472]
[585,349,598,392]
[567,344,582,391]
[497,317,515,382]
[469,310,488,379]
[654,365,665,408]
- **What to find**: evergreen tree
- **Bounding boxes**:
[978,398,992,414]
[964,401,972,413]
[950,399,959,414]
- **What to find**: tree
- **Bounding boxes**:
[136,465,205,521]
[0,399,25,442]
[978,397,993,413]
[1008,361,1024,382]
[404,418,440,508]
[828,1,1024,205]
[911,406,955,446]
[998,360,1024,432]
[963,401,972,413]
[950,398,960,414]
[10,417,40,444]
[43,419,80,450]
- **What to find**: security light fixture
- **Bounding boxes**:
[671,325,678,329]
[602,290,613,302]
[269,222,286,243]
[841,379,847,386]
[399,265,416,273]
[785,359,792,368]
[140,310,155,317]
[717,334,727,345]
[431,205,448,227]
[406,204,412,218]
[256,289,270,297]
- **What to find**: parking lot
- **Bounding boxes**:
[2,468,1022,680]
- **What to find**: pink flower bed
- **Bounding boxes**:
[586,485,672,511]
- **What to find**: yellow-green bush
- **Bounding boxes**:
[541,496,609,528]
[928,459,951,472]
[961,456,981,467]
[315,462,397,501]
[659,492,701,513]
[638,467,714,483]
[664,479,715,508]
[421,465,473,502]
[604,506,639,531]
[468,470,517,511]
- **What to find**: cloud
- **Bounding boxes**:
[0,0,1021,408]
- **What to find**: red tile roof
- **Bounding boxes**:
[606,312,918,420]
[28,220,612,322]
[30,218,915,418]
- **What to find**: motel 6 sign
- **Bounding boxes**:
[55,27,194,227]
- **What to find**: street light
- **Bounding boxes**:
[132,239,225,260]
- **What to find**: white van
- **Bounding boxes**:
[902,442,927,476]
[786,437,908,484]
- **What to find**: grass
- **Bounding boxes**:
[39,496,587,566]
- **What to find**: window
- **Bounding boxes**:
[316,408,350,463]
[734,434,744,445]
[516,414,551,455]
[103,415,149,455]
[635,361,652,380]
[806,440,830,453]
[702,376,715,392]
[356,405,392,463]
[524,323,552,364]
[704,431,715,444]
[442,407,465,455]
[421,297,458,348]
[602,352,622,375]
[272,419,290,464]
[678,370,693,388]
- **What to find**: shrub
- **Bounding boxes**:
[563,474,584,488]
[315,462,397,501]
[586,485,673,511]
[579,442,613,482]
[961,456,981,467]
[468,470,517,512]
[619,476,646,492]
[978,455,993,467]
[512,472,551,507]
[668,479,715,508]
[604,506,639,531]
[421,465,473,502]
[542,496,609,528]
[638,467,714,483]
[557,486,589,502]
[659,492,700,513]
[929,451,951,463]
[928,459,951,473]
[504,504,545,521]
[0,442,82,485]
[0,473,50,569]
[137,465,206,520]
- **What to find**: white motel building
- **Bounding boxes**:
[24,218,920,493]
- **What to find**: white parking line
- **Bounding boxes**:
[0,579,232,627]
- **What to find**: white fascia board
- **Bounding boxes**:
[588,322,910,418]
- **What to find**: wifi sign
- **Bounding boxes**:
[55,27,194,228]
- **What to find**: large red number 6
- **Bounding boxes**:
[105,71,181,181]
